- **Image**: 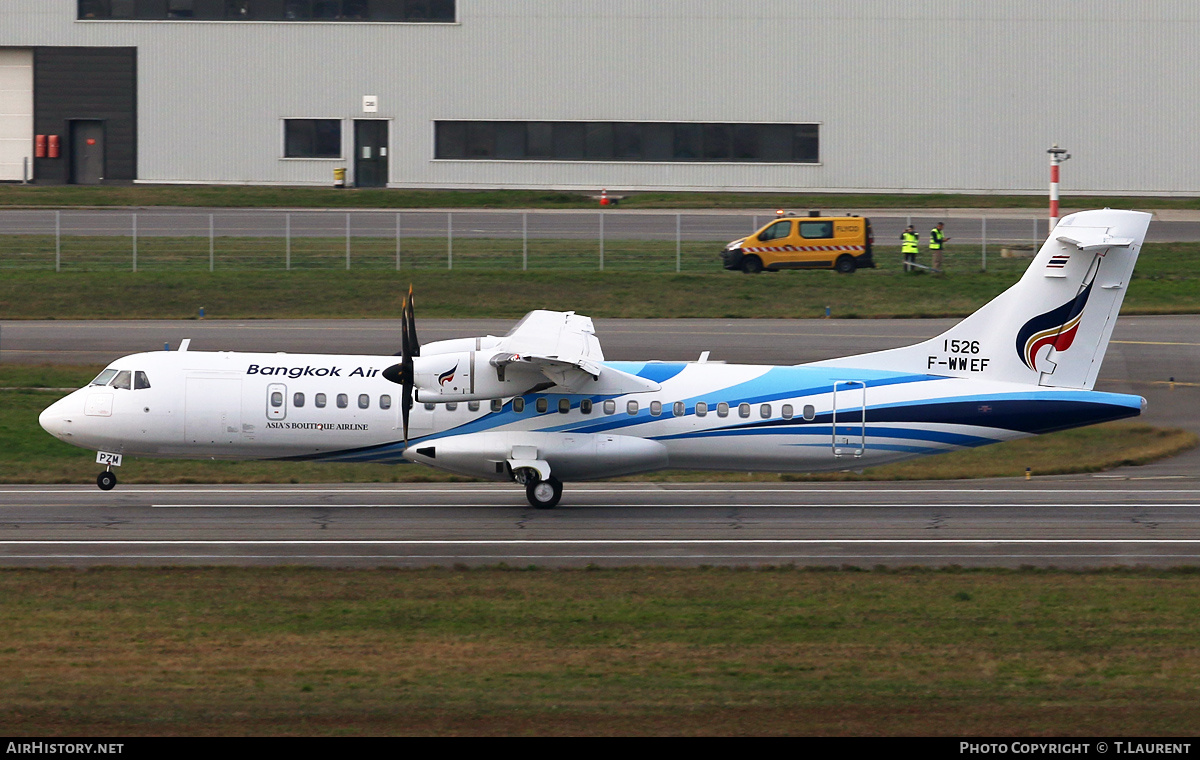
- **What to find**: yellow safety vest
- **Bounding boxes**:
[901,232,919,254]
[930,228,945,250]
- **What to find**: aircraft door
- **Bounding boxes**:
[185,378,243,445]
[267,383,287,420]
[831,380,866,458]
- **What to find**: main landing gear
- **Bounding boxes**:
[525,477,563,510]
[96,470,117,491]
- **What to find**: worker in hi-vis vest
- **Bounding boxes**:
[929,222,949,274]
[901,225,919,272]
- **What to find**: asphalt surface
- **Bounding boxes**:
[1,315,1197,567]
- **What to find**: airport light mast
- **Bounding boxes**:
[1048,144,1071,229]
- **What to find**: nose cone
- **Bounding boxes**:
[39,396,75,441]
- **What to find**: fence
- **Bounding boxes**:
[0,209,1050,273]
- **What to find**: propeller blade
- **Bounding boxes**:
[406,284,420,357]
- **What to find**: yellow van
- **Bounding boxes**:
[720,212,875,274]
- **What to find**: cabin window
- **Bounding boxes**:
[673,401,685,417]
[446,402,458,411]
[803,404,816,421]
[535,398,548,413]
[513,398,525,413]
[380,395,392,409]
[358,394,369,409]
[558,399,570,414]
[696,402,708,417]
[134,371,151,390]
[781,404,793,419]
[627,400,639,415]
[293,392,305,407]
[603,400,616,415]
[760,404,771,419]
[424,402,436,411]
[739,403,751,418]
[649,401,662,416]
[468,401,480,412]
[90,369,119,386]
[717,402,729,418]
[270,391,283,407]
[337,394,348,409]
[111,370,132,390]
[580,399,593,414]
[491,399,503,412]
[315,393,327,408]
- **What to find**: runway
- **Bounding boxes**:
[1,479,1199,568]
[2,316,1197,568]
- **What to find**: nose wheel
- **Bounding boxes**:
[525,477,563,509]
[96,470,117,491]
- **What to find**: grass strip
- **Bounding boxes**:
[5,372,1194,485]
[2,566,1200,736]
[5,184,1200,210]
[1,242,1198,319]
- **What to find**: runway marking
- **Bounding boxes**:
[145,502,1200,509]
[6,539,1200,545]
[2,487,1197,495]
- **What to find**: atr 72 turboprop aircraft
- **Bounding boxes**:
[40,209,1151,508]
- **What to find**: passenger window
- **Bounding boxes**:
[603,400,616,415]
[739,403,751,418]
[803,404,816,421]
[294,392,305,408]
[111,370,132,390]
[468,401,480,412]
[491,399,503,412]
[650,401,662,416]
[782,404,793,419]
[380,395,392,409]
[627,400,639,415]
[717,402,729,418]
[799,221,834,239]
[696,402,708,417]
[446,402,458,411]
[337,394,348,409]
[134,371,151,390]
[270,391,283,407]
[358,394,370,409]
[513,398,525,413]
[424,402,436,411]
[535,398,548,413]
[315,393,327,408]
[760,404,771,419]
[758,220,792,242]
[558,399,570,414]
[580,399,593,414]
[673,402,685,417]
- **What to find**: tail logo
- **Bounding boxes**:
[1015,280,1094,371]
[438,364,458,387]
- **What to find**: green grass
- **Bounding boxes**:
[2,566,1200,735]
[1,242,1198,319]
[5,368,1194,485]
[5,184,1200,210]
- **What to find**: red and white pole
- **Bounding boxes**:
[1047,144,1070,229]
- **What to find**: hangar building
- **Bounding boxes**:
[0,1,1194,195]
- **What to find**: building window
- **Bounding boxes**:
[78,0,455,21]
[435,122,819,163]
[284,119,342,159]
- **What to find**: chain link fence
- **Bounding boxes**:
[0,209,1050,273]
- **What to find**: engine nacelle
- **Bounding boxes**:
[404,431,670,482]
[410,350,537,402]
[419,336,502,356]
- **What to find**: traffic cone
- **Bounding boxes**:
[600,189,610,207]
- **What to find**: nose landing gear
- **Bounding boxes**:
[96,470,117,491]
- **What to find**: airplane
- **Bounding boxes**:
[39,208,1151,509]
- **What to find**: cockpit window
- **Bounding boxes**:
[90,369,119,386]
[134,371,151,390]
[111,370,132,390]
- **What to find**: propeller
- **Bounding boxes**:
[383,285,420,446]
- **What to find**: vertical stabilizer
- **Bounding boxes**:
[814,209,1151,390]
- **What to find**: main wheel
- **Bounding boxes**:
[740,255,763,274]
[835,255,857,274]
[525,477,563,509]
[97,471,117,491]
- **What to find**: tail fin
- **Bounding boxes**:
[816,209,1151,390]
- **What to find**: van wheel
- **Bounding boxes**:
[835,255,857,274]
[741,256,763,274]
